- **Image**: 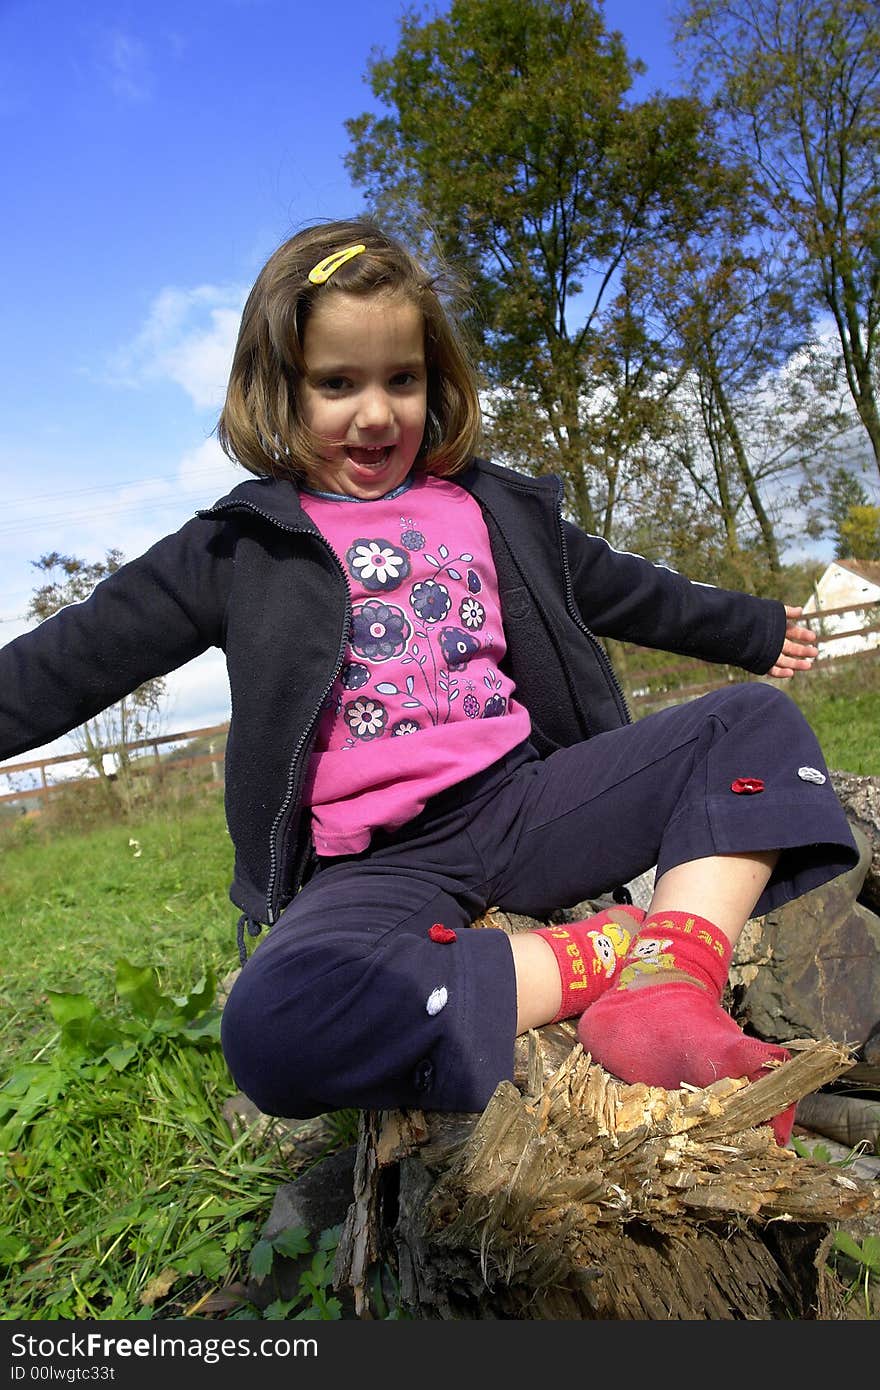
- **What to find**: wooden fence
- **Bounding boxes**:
[0,722,230,808]
[1,601,876,809]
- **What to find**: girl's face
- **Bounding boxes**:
[298,290,428,499]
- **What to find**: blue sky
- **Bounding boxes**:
[0,0,683,774]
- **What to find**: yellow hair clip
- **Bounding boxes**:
[307,244,367,285]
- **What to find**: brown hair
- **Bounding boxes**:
[216,218,483,482]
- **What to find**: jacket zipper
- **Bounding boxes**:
[202,499,351,924]
[553,485,633,726]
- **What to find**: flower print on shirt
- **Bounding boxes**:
[399,516,426,551]
[420,542,473,582]
[459,596,485,629]
[462,681,480,719]
[343,697,388,740]
[377,647,461,725]
[482,671,507,718]
[300,480,525,784]
[350,600,412,662]
[410,578,451,623]
[439,626,481,671]
[390,718,421,736]
[345,538,410,592]
[341,661,370,691]
[390,534,491,722]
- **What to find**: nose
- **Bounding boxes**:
[355,385,394,431]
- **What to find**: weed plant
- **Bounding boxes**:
[0,958,299,1319]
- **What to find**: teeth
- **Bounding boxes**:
[349,445,392,466]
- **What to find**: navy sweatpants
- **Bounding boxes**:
[221,684,857,1119]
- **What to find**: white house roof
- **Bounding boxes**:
[831,558,880,590]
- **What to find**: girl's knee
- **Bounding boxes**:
[709,680,804,728]
[220,966,295,1114]
[219,931,342,1117]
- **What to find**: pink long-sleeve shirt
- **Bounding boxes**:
[300,473,531,855]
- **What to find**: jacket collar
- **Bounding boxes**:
[197,475,312,528]
[197,457,562,529]
[457,456,562,504]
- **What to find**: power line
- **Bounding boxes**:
[0,462,242,537]
[0,482,234,541]
[3,459,231,511]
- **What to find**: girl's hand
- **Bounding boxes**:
[766,605,819,679]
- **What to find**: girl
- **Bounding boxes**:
[0,218,857,1145]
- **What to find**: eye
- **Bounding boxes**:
[390,370,422,388]
[319,375,350,392]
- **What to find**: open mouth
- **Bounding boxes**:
[347,445,393,468]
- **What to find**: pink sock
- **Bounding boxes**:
[534,904,645,1022]
[614,909,733,995]
[577,911,795,1146]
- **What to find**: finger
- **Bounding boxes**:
[769,660,813,677]
[783,629,818,649]
[786,624,817,645]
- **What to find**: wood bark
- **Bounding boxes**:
[334,1028,880,1320]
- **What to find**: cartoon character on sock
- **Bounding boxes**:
[587,920,633,979]
[617,934,674,989]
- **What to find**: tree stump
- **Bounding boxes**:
[334,1025,880,1320]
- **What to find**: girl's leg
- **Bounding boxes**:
[222,741,653,1116]
[481,684,856,1139]
[490,684,855,1013]
[509,849,777,1025]
[576,877,800,1144]
[510,903,645,1029]
[223,686,857,1126]
[221,868,520,1117]
[649,850,778,944]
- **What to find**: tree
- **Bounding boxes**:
[839,503,880,560]
[825,464,873,556]
[345,0,734,535]
[645,244,853,572]
[628,180,803,571]
[27,551,166,808]
[675,0,880,477]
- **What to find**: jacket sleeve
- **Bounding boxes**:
[562,522,787,675]
[0,515,235,760]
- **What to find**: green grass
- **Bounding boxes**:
[784,663,880,776]
[0,789,357,1321]
[1,664,876,1320]
[0,791,238,1060]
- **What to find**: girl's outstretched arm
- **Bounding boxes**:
[765,605,819,679]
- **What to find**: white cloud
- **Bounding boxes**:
[178,435,246,496]
[161,649,231,734]
[108,285,247,410]
[27,437,243,569]
[98,29,153,104]
[0,448,235,778]
[0,438,244,646]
